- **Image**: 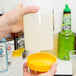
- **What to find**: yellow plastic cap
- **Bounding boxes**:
[12,48,24,57]
[27,53,57,72]
[12,53,21,57]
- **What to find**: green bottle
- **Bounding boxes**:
[58,4,75,60]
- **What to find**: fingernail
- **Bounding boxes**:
[33,7,39,11]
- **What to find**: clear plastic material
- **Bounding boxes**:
[70,50,76,76]
[0,41,8,73]
[23,0,53,56]
[10,56,23,76]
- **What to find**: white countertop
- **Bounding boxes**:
[56,59,72,75]
[0,58,72,76]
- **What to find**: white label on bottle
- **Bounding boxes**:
[0,44,7,71]
[7,40,14,62]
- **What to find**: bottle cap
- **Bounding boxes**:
[12,48,24,57]
[27,53,57,72]
[64,4,71,12]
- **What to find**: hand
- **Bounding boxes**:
[1,3,39,33]
[23,63,57,76]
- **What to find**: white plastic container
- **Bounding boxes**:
[0,38,8,73]
[10,56,23,76]
[23,0,53,55]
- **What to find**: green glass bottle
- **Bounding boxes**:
[58,4,75,60]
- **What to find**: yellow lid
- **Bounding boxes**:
[12,54,21,57]
[12,48,24,57]
[27,53,57,72]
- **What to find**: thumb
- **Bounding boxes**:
[49,62,57,75]
[23,63,29,76]
[19,3,39,16]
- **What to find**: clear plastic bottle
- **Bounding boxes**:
[0,38,8,72]
[11,56,23,76]
[10,49,24,76]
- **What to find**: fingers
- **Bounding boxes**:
[23,63,28,72]
[30,70,35,74]
[14,3,39,16]
[21,6,39,16]
[49,62,57,76]
[5,3,39,21]
[23,63,28,76]
[23,63,27,69]
[23,62,57,76]
[23,63,36,76]
[51,62,57,71]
